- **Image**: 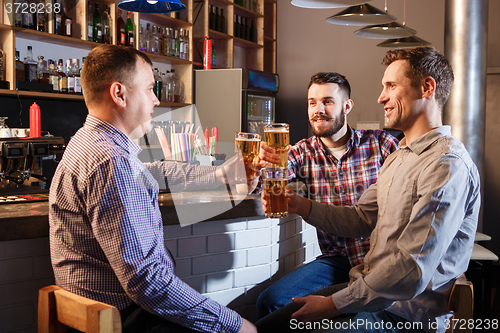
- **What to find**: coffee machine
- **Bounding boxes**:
[0,136,65,202]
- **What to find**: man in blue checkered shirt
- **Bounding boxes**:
[256,72,399,319]
[49,45,256,333]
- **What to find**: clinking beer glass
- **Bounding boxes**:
[235,132,261,185]
[264,123,289,168]
[262,167,288,218]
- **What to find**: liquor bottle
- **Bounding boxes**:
[153,69,162,101]
[54,3,62,34]
[62,7,73,37]
[37,0,47,32]
[153,25,159,54]
[211,44,216,67]
[252,0,260,14]
[159,27,164,55]
[66,59,74,94]
[48,60,59,92]
[15,50,25,82]
[183,30,190,61]
[72,59,82,95]
[162,28,168,56]
[179,28,185,60]
[166,70,174,102]
[209,5,215,30]
[146,23,153,53]
[14,0,22,27]
[175,30,180,58]
[125,12,134,47]
[87,1,93,41]
[23,46,37,82]
[36,56,49,84]
[57,59,67,93]
[92,2,102,43]
[170,69,184,103]
[238,16,243,39]
[22,0,34,29]
[102,4,111,44]
[234,15,239,39]
[220,9,226,34]
[215,7,220,32]
[0,47,5,82]
[139,25,147,52]
[249,19,256,43]
[168,28,174,57]
[116,10,125,45]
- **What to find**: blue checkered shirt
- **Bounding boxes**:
[288,126,398,266]
[49,116,242,333]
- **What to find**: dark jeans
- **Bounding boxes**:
[255,283,426,333]
[256,256,351,319]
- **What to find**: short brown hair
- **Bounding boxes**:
[382,47,454,108]
[308,72,351,100]
[81,45,152,105]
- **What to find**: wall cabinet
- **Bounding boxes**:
[0,0,276,107]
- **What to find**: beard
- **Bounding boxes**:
[309,112,345,138]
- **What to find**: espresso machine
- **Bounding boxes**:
[0,136,65,203]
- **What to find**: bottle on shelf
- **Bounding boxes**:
[72,59,82,95]
[139,25,147,52]
[48,60,59,93]
[0,47,5,82]
[87,1,93,41]
[179,28,185,59]
[220,9,226,34]
[153,25,160,54]
[22,0,35,29]
[125,12,135,47]
[36,56,49,84]
[54,3,62,35]
[93,2,102,43]
[168,28,174,57]
[23,46,37,83]
[66,59,74,94]
[184,30,190,61]
[234,15,239,39]
[252,0,260,14]
[162,28,168,56]
[165,70,174,102]
[249,19,257,43]
[117,10,125,45]
[209,5,215,31]
[102,4,111,44]
[15,50,25,82]
[170,69,184,103]
[215,7,220,32]
[37,0,47,32]
[146,23,154,53]
[62,7,73,37]
[174,29,180,58]
[153,69,162,101]
[211,44,216,67]
[57,59,67,93]
[15,0,22,27]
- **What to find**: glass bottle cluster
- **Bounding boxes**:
[139,24,190,61]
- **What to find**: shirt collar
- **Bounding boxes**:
[84,115,142,155]
[400,126,451,155]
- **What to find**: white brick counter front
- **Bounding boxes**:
[0,214,320,332]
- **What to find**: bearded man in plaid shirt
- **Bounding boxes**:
[256,72,399,319]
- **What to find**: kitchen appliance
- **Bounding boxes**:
[0,136,65,200]
[194,68,279,157]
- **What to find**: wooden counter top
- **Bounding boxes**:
[0,189,265,242]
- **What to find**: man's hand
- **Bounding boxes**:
[237,318,257,333]
[290,295,341,323]
[257,142,280,170]
[261,188,312,220]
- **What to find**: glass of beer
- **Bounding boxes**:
[264,123,289,168]
[261,167,288,218]
[235,132,261,183]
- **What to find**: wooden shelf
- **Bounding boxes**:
[233,36,263,48]
[0,89,84,101]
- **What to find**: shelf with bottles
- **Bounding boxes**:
[0,88,84,100]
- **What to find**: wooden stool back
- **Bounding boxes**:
[38,285,122,333]
[446,275,474,333]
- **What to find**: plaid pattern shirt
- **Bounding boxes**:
[288,126,398,267]
[49,116,241,333]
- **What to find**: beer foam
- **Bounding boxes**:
[265,128,288,133]
[236,138,261,141]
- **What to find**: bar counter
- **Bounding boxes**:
[0,190,265,242]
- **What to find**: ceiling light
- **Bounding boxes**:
[326,3,397,26]
[291,0,370,8]
[118,0,186,13]
[354,22,416,39]
[377,36,432,48]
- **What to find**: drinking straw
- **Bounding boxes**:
[155,127,172,160]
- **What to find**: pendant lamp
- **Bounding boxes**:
[118,0,186,13]
[354,21,416,39]
[377,36,431,48]
[291,0,370,9]
[326,3,397,26]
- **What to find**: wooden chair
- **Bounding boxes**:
[445,274,474,333]
[38,285,122,333]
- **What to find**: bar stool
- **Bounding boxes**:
[38,285,122,333]
[466,232,499,320]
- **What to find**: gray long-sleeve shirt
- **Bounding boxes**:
[306,126,480,333]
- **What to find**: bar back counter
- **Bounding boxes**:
[0,191,320,332]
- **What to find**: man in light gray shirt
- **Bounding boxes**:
[257,47,480,333]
